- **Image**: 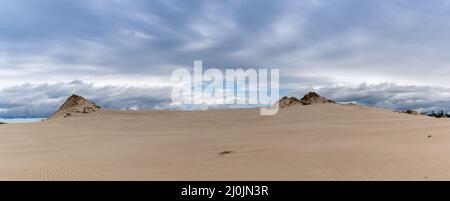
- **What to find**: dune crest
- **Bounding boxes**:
[276,92,336,108]
[50,94,101,119]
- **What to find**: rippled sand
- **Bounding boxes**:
[0,104,448,180]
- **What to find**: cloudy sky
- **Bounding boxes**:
[1,0,450,118]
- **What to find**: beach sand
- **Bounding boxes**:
[0,103,449,180]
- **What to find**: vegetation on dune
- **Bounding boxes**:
[401,109,450,118]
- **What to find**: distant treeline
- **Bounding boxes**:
[402,110,450,118]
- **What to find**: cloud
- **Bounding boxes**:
[0,80,171,118]
[287,82,450,113]
[2,78,450,118]
[3,0,450,78]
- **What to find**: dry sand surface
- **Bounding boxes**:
[1,104,450,180]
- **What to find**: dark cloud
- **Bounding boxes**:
[2,0,450,79]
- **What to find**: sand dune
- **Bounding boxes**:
[1,103,450,180]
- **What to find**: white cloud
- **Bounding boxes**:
[288,82,450,113]
[0,80,172,118]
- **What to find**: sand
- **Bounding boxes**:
[0,103,450,180]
